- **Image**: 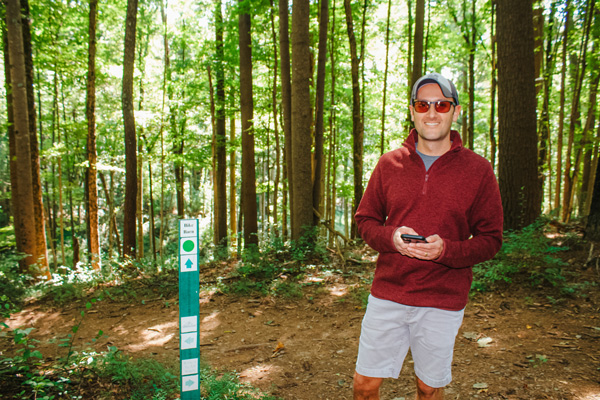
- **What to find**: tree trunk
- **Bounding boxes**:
[344,0,364,239]
[497,0,541,230]
[5,0,39,274]
[279,0,293,238]
[326,0,338,246]
[86,0,100,269]
[554,2,570,213]
[578,66,599,215]
[229,97,237,253]
[215,0,228,250]
[380,0,391,156]
[489,0,497,169]
[122,0,139,259]
[539,1,557,209]
[468,0,475,149]
[291,0,313,240]
[239,3,258,248]
[21,0,49,275]
[269,0,280,232]
[410,0,424,88]
[313,0,328,227]
[561,0,594,221]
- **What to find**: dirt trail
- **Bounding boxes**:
[2,260,599,399]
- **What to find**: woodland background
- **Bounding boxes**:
[1,0,600,398]
[0,0,599,282]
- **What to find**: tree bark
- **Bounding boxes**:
[344,0,364,239]
[291,0,313,240]
[122,0,139,259]
[279,0,293,238]
[561,0,594,221]
[410,0,425,88]
[380,0,391,156]
[5,0,39,274]
[21,0,49,275]
[215,0,228,250]
[313,0,328,227]
[489,0,497,169]
[554,1,570,213]
[497,0,541,230]
[239,3,258,248]
[86,0,100,269]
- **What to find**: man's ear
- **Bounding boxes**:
[452,105,462,122]
[409,105,415,121]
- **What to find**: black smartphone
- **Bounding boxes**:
[400,234,428,243]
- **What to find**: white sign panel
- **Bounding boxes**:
[181,333,198,350]
[180,219,198,238]
[181,358,199,376]
[182,374,199,392]
[180,255,197,272]
[181,316,198,333]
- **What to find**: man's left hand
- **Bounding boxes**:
[407,234,444,260]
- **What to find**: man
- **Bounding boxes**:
[352,72,503,400]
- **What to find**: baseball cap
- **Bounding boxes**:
[411,72,460,105]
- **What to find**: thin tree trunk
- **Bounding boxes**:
[215,0,227,250]
[86,0,100,269]
[410,0,424,88]
[239,3,258,247]
[313,0,328,226]
[229,97,237,253]
[159,0,168,261]
[122,0,139,259]
[562,0,593,221]
[279,0,293,238]
[380,0,391,156]
[344,0,364,239]
[539,1,557,210]
[489,0,497,169]
[554,2,570,213]
[269,0,280,232]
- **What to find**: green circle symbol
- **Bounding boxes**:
[182,240,195,253]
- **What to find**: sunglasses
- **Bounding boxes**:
[413,100,456,114]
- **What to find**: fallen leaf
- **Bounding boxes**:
[473,382,488,389]
[273,341,285,353]
[477,337,493,347]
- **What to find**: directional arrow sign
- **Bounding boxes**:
[182,375,199,392]
[180,255,197,272]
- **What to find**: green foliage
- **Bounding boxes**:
[94,346,178,400]
[200,364,280,400]
[0,252,27,315]
[224,228,329,297]
[472,219,569,292]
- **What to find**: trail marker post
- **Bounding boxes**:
[179,219,200,399]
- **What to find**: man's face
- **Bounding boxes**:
[409,83,461,145]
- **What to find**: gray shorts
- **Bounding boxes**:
[355,295,464,388]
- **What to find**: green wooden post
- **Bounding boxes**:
[179,219,200,399]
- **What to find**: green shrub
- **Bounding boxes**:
[200,365,280,399]
[472,219,569,292]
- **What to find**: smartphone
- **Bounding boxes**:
[400,234,428,243]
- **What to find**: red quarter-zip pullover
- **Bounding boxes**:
[355,129,503,311]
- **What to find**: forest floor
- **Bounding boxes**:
[2,228,600,399]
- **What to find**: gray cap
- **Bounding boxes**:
[411,72,459,105]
